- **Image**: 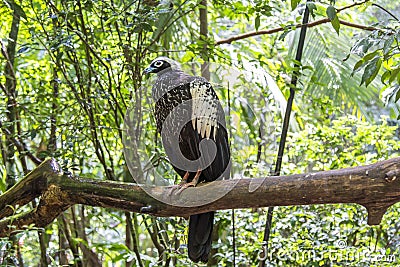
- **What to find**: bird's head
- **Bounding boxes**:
[144,57,180,74]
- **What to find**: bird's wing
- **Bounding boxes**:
[189,78,222,140]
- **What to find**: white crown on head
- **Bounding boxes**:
[151,56,181,70]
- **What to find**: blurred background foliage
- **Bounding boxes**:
[0,0,399,266]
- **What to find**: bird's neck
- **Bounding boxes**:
[157,67,174,76]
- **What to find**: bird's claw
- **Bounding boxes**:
[168,184,182,196]
[168,180,197,196]
[176,181,197,194]
[168,172,190,196]
[168,170,201,195]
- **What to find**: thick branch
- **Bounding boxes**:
[216,19,377,46]
[0,157,399,237]
[0,158,61,219]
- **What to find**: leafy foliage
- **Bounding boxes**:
[349,18,400,117]
[326,5,340,34]
[0,0,400,266]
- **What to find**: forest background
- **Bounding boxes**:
[0,0,400,266]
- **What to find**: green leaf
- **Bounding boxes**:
[306,2,317,17]
[326,6,340,34]
[381,71,391,84]
[398,70,400,85]
[383,35,394,55]
[181,51,195,62]
[395,86,400,102]
[330,16,340,35]
[255,15,260,31]
[351,38,372,57]
[361,56,381,87]
[363,51,379,61]
[306,2,317,11]
[326,5,337,20]
[291,0,300,10]
[133,22,153,33]
[389,68,400,84]
[302,65,314,71]
[351,59,365,76]
[56,51,64,62]
[352,51,379,76]
[141,22,153,32]
[0,170,6,192]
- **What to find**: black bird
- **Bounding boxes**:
[144,57,230,263]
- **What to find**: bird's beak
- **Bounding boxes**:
[143,67,155,74]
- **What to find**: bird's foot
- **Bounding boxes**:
[168,170,202,195]
[175,180,197,194]
[168,172,190,196]
[176,169,201,194]
[168,184,180,196]
[179,171,190,186]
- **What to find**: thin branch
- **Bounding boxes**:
[216,18,377,46]
[336,0,370,13]
[125,212,143,267]
[60,213,81,264]
[0,41,17,90]
[0,82,6,95]
[0,120,43,165]
[339,19,379,31]
[372,3,400,22]
[143,218,165,261]
[141,0,198,56]
[216,0,376,46]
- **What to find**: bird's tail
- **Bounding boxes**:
[188,211,214,263]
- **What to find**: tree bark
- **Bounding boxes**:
[199,0,210,80]
[0,157,399,237]
[3,2,21,188]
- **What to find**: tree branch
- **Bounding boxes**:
[0,120,43,165]
[216,19,377,46]
[216,0,375,46]
[0,157,399,237]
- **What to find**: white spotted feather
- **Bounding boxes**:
[190,80,219,140]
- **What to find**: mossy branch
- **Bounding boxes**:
[0,157,399,237]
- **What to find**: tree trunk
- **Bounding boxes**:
[199,0,210,80]
[3,3,21,188]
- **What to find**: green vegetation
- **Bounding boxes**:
[0,0,399,266]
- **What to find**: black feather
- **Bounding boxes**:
[188,212,214,263]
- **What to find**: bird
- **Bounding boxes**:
[144,57,231,263]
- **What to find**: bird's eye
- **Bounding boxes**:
[154,60,163,68]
